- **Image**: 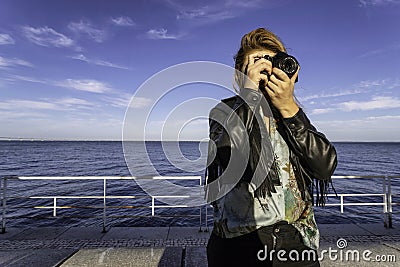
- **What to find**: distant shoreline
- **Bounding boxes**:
[0,139,399,143]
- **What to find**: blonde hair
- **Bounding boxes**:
[233,28,287,91]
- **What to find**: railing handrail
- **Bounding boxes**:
[3,174,398,179]
[15,176,202,180]
[332,175,400,179]
[325,193,385,196]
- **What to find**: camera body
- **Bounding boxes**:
[257,51,299,83]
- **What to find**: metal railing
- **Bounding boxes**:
[321,175,399,228]
[1,175,399,233]
[0,176,204,233]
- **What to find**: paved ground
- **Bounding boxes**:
[0,224,399,266]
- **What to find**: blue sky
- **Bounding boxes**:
[1,0,400,141]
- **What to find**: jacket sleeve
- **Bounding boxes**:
[206,106,227,184]
[281,108,337,181]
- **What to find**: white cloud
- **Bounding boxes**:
[226,0,264,8]
[366,115,400,120]
[337,96,400,111]
[0,56,33,68]
[299,78,400,103]
[111,16,135,26]
[102,93,152,108]
[8,75,114,94]
[299,78,393,101]
[309,95,400,115]
[146,28,181,40]
[176,9,207,20]
[177,8,233,21]
[310,108,336,115]
[0,34,15,45]
[0,110,48,120]
[21,26,74,48]
[0,99,58,110]
[359,0,400,6]
[356,79,389,88]
[7,74,45,84]
[0,97,94,111]
[388,80,400,89]
[57,79,113,93]
[54,97,94,108]
[129,96,152,108]
[71,54,130,70]
[68,20,107,43]
[299,89,363,101]
[101,93,131,108]
[358,42,400,58]
[314,116,400,141]
[168,0,272,25]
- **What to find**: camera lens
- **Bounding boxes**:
[279,57,298,76]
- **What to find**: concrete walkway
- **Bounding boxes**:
[0,224,399,266]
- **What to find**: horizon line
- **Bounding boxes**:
[0,137,399,143]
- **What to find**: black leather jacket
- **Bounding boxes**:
[206,88,337,206]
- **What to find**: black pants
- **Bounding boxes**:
[207,221,320,267]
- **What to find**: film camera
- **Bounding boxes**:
[255,51,299,82]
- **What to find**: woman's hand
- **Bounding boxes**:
[241,50,300,118]
[241,51,273,90]
[265,66,300,118]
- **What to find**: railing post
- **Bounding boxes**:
[383,194,388,217]
[53,197,57,216]
[203,176,209,232]
[102,178,107,233]
[340,195,344,213]
[199,176,202,232]
[199,205,202,232]
[1,177,7,234]
[151,197,155,216]
[205,204,209,232]
[388,176,393,228]
[383,176,388,228]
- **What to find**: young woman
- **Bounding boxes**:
[205,28,337,266]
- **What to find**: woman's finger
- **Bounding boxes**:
[290,66,300,83]
[272,67,290,82]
